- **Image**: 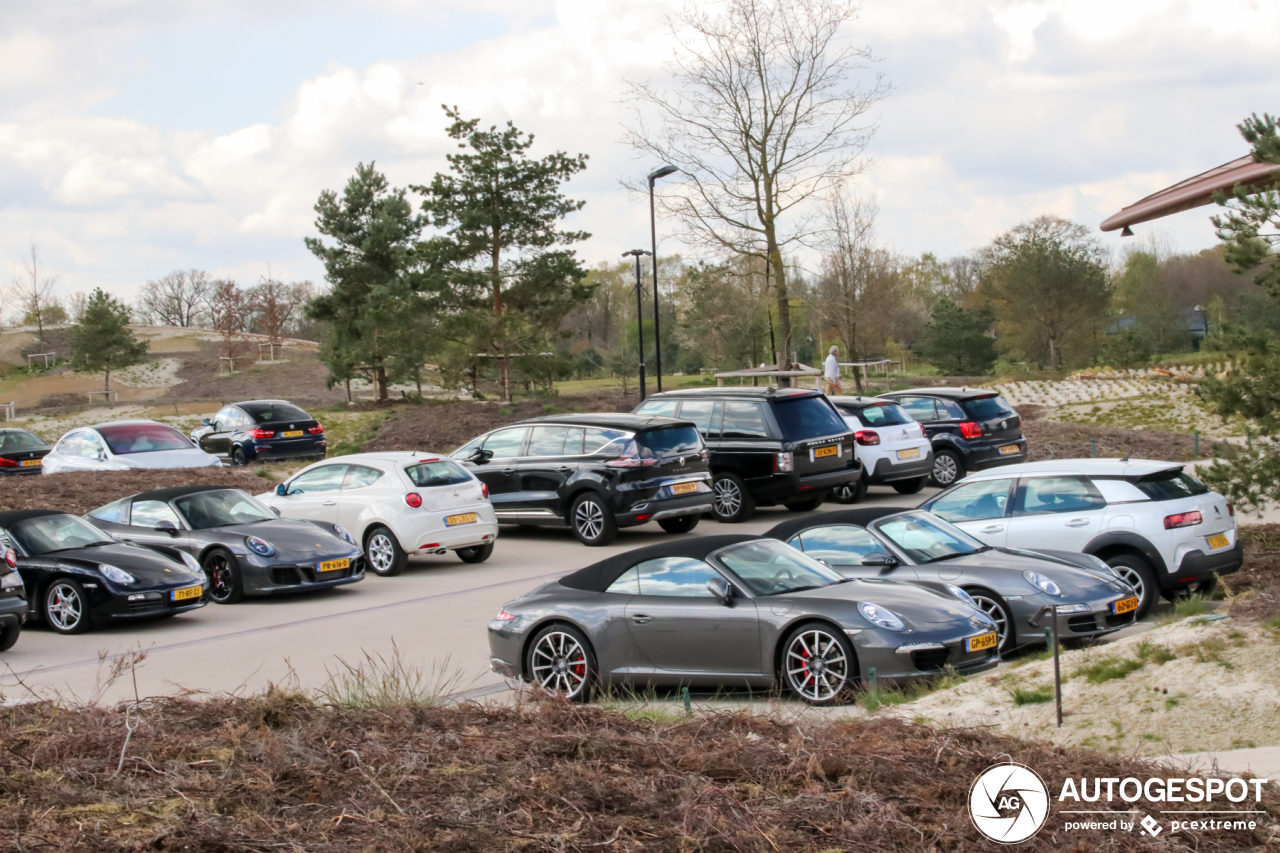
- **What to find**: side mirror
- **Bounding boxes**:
[201,418,211,426]
[275,483,288,496]
[468,447,493,463]
[861,552,899,568]
[706,576,733,605]
[155,520,180,537]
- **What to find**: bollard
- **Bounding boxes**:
[1194,430,1200,459]
[682,686,692,717]
[869,667,877,691]
[1045,622,1063,728]
[1090,438,1097,458]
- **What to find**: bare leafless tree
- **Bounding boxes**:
[66,291,90,324]
[625,0,888,380]
[8,240,60,345]
[208,279,252,362]
[136,269,211,328]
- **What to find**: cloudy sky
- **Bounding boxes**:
[1,0,1276,302]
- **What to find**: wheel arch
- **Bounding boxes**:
[518,617,596,681]
[1085,532,1167,575]
[771,616,862,683]
[561,485,609,522]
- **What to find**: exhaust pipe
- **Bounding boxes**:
[434,548,448,555]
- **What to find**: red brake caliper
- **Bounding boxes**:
[801,647,811,686]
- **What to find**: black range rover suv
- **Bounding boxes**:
[451,414,712,546]
[876,387,1027,487]
[634,387,861,523]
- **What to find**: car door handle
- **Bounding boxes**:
[323,500,337,506]
[630,614,652,624]
[557,467,573,473]
[980,525,1005,533]
[1064,519,1090,527]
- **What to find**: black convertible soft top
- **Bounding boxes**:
[128,484,243,505]
[0,509,63,529]
[559,534,759,592]
[764,507,906,544]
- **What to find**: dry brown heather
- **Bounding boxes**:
[1230,524,1280,621]
[1018,405,1217,463]
[0,693,1272,851]
[0,468,268,515]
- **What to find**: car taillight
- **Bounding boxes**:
[308,425,324,435]
[3,550,15,569]
[481,482,490,499]
[405,492,423,508]
[494,610,516,621]
[1227,502,1235,517]
[604,440,656,468]
[0,458,17,467]
[855,430,880,446]
[958,421,983,439]
[1164,511,1202,529]
[774,451,794,472]
[918,423,927,438]
[248,428,274,439]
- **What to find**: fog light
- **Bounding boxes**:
[127,594,145,601]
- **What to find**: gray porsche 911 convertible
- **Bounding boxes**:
[87,485,365,603]
[765,508,1140,652]
[488,534,1001,706]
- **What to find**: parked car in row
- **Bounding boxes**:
[0,428,51,475]
[633,388,861,523]
[452,414,713,546]
[919,459,1241,618]
[763,508,1139,653]
[88,485,365,603]
[488,534,1000,705]
[0,540,26,650]
[43,420,221,474]
[828,396,933,502]
[191,399,327,466]
[877,387,1027,487]
[0,510,209,634]
[259,452,498,574]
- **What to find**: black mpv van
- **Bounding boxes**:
[452,414,712,546]
[634,388,861,523]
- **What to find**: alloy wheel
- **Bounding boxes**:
[207,555,234,602]
[784,628,850,703]
[969,594,1009,647]
[713,479,742,518]
[1114,565,1145,605]
[573,500,605,542]
[47,583,83,631]
[933,454,958,485]
[832,484,855,501]
[530,631,589,698]
[368,533,395,573]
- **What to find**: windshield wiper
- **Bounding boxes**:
[925,547,990,563]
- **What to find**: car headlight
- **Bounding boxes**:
[99,564,137,585]
[245,536,275,557]
[0,572,23,590]
[946,584,976,606]
[858,601,906,632]
[1023,571,1062,596]
[333,524,357,546]
[178,551,203,574]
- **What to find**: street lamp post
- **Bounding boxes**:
[647,165,678,393]
[623,249,653,400]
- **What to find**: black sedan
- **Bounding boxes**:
[191,400,327,466]
[0,428,50,475]
[87,485,365,604]
[488,535,1000,705]
[0,510,209,634]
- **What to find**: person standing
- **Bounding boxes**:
[824,345,842,396]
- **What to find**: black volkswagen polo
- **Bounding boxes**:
[0,510,209,634]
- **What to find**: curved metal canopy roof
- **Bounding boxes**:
[1100,155,1280,233]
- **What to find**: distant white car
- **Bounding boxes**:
[918,458,1242,618]
[42,420,222,474]
[257,451,499,576]
[827,396,934,502]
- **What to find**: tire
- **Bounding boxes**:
[657,515,700,534]
[830,478,868,504]
[231,446,248,467]
[526,623,596,702]
[44,579,94,634]
[892,476,928,495]
[711,473,756,523]
[456,543,494,564]
[0,620,20,651]
[964,587,1015,653]
[780,622,857,706]
[203,547,246,604]
[1105,554,1159,618]
[930,450,964,487]
[365,526,408,576]
[569,493,618,546]
[784,494,826,512]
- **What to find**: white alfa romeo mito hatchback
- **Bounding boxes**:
[258,452,499,576]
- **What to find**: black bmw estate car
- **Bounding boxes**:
[191,399,326,466]
[0,428,50,475]
[452,414,713,546]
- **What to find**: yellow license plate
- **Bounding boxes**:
[171,585,202,602]
[671,481,699,495]
[445,513,477,527]
[966,632,998,652]
[896,448,920,460]
[317,558,350,572]
[813,445,838,459]
[20,459,40,467]
[1207,533,1230,550]
[281,430,305,438]
[999,444,1020,455]
[1112,596,1139,615]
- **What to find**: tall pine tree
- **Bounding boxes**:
[71,289,148,393]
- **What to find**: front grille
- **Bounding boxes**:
[1067,615,1101,633]
[270,567,305,586]
[1105,612,1135,628]
[270,561,358,586]
[911,649,951,672]
[128,600,168,614]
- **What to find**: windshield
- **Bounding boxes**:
[0,430,47,451]
[851,403,912,427]
[961,395,1015,421]
[7,515,113,555]
[175,490,275,529]
[871,512,986,563]
[244,403,312,424]
[97,424,193,455]
[1134,469,1209,501]
[716,539,844,596]
[772,396,849,441]
[636,426,702,457]
[405,460,473,487]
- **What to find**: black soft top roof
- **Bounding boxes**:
[764,507,906,543]
[0,509,64,529]
[879,387,1000,400]
[515,413,694,431]
[128,484,243,504]
[559,534,759,592]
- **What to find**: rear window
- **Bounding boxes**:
[961,395,1015,421]
[244,403,311,424]
[636,426,702,457]
[0,430,47,451]
[849,403,912,427]
[405,460,473,487]
[771,396,849,441]
[97,424,193,455]
[1133,470,1209,501]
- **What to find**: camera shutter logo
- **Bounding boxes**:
[969,763,1050,844]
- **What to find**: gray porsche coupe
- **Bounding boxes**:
[765,508,1140,652]
[87,485,365,603]
[488,534,1000,705]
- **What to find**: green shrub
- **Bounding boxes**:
[1009,685,1054,705]
[1075,656,1144,684]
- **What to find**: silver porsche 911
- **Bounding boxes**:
[765,508,1140,652]
[488,534,1000,706]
